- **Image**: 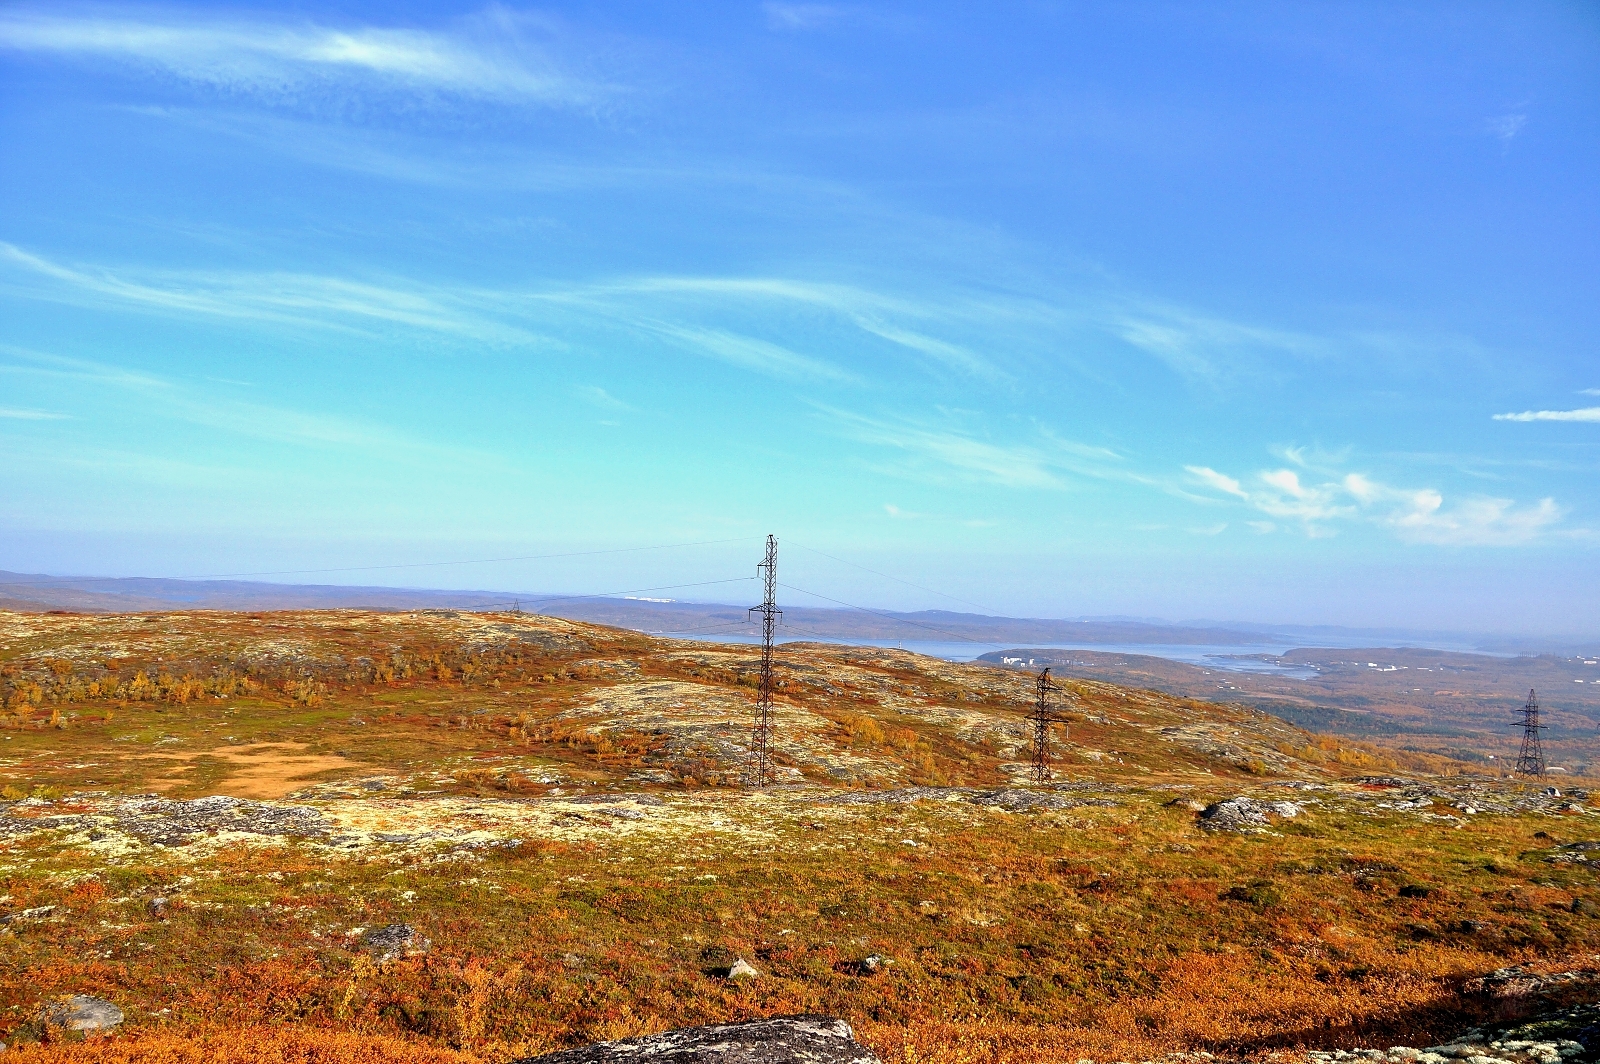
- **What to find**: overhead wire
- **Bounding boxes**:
[787,540,1005,617]
[523,577,757,613]
[777,580,1010,652]
[177,536,760,581]
[387,577,757,617]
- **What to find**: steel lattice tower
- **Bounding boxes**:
[1513,688,1546,777]
[747,535,781,787]
[1029,667,1069,785]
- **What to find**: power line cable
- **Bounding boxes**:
[395,577,756,617]
[528,577,756,612]
[651,619,759,636]
[787,540,1005,616]
[176,536,759,581]
[3,534,761,585]
[777,581,1010,652]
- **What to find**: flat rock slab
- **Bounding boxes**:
[0,795,330,848]
[42,994,123,1032]
[512,1016,881,1064]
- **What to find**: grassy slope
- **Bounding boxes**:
[1,610,1598,1064]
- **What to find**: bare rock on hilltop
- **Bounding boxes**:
[41,994,123,1033]
[1199,796,1301,832]
[512,1015,881,1064]
[363,923,429,962]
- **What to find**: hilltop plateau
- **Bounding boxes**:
[1,609,1598,1064]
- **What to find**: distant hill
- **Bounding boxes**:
[0,569,1282,646]
[979,644,1600,772]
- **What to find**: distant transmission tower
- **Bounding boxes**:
[1029,667,1070,785]
[747,535,781,787]
[1513,688,1546,777]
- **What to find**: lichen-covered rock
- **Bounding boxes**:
[41,994,123,1033]
[363,922,428,961]
[1198,796,1300,832]
[512,1015,881,1063]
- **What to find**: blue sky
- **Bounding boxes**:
[1,2,1596,637]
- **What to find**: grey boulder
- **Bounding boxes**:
[41,994,123,1033]
[512,1015,881,1064]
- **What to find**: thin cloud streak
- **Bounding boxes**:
[0,347,487,462]
[0,243,542,344]
[647,323,856,383]
[0,5,608,108]
[0,407,70,420]
[818,406,1159,494]
[1494,407,1600,423]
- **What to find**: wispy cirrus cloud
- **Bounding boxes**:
[1,244,1009,384]
[1494,406,1600,423]
[836,413,1067,489]
[596,276,1006,380]
[647,323,855,383]
[1107,300,1326,382]
[762,3,848,31]
[1486,112,1527,151]
[0,242,540,344]
[0,5,610,108]
[4,242,1492,402]
[0,347,484,461]
[1185,458,1565,546]
[575,385,631,411]
[820,407,1138,492]
[0,407,70,420]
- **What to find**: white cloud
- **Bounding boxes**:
[1187,455,1564,546]
[1487,113,1527,149]
[1388,494,1561,547]
[649,324,855,383]
[1582,389,1600,397]
[0,6,606,108]
[0,242,539,344]
[763,3,845,30]
[0,347,481,462]
[576,385,630,410]
[603,275,1006,380]
[1494,406,1600,423]
[1183,465,1246,498]
[883,503,923,519]
[0,407,69,419]
[1110,303,1323,381]
[826,409,1069,490]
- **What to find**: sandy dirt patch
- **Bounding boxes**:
[127,741,365,798]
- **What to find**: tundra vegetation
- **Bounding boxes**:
[0,609,1596,1064]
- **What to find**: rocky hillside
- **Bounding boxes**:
[2,609,1598,1064]
[0,608,1423,799]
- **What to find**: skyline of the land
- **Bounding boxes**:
[2,2,1596,634]
[4,565,1595,651]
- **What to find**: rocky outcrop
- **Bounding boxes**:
[41,995,123,1033]
[1198,796,1301,832]
[512,1016,881,1064]
[0,794,329,847]
[362,923,429,962]
[820,786,1117,811]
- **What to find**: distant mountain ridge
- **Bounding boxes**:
[0,569,1580,654]
[0,569,1277,646]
